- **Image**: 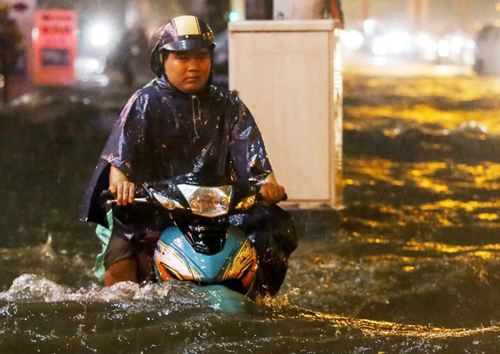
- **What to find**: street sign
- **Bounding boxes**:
[33,9,78,85]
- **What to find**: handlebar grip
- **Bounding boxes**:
[256,192,288,203]
[101,190,115,200]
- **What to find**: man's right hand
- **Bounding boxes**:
[109,166,135,206]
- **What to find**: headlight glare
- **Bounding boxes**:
[235,195,256,211]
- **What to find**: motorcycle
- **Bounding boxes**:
[104,174,284,298]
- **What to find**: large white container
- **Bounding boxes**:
[228,20,343,209]
[273,0,328,20]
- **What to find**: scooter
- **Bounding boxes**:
[105,174,277,298]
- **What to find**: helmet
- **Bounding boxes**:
[150,15,216,77]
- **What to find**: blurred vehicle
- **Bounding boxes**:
[432,33,475,66]
[106,25,150,87]
[0,2,23,103]
[474,25,500,76]
[75,19,115,86]
[341,21,475,68]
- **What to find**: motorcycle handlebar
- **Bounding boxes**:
[101,189,149,207]
[101,190,115,200]
[102,186,288,206]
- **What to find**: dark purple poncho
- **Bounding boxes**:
[79,77,272,226]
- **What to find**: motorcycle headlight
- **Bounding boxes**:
[178,184,232,217]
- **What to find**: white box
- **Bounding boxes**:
[229,20,343,208]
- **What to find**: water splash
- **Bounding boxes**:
[0,274,176,303]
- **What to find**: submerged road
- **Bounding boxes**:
[1,62,500,352]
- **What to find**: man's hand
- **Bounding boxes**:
[109,166,135,206]
[260,182,286,204]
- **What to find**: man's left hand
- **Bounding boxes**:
[260,182,286,204]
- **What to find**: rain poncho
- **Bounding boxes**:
[79,77,297,294]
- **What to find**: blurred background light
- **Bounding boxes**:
[372,36,388,56]
[437,39,451,58]
[342,30,364,51]
[229,11,240,22]
[363,19,376,35]
[90,23,110,47]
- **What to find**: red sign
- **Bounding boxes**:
[33,9,78,85]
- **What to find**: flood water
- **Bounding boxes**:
[2,73,500,352]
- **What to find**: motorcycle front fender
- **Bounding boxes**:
[154,225,259,295]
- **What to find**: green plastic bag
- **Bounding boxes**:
[94,210,114,284]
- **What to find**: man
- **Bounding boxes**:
[80,15,297,295]
[0,2,22,104]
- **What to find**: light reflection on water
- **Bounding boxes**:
[1,271,500,353]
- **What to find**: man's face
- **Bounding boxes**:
[163,48,211,94]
